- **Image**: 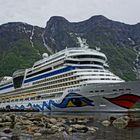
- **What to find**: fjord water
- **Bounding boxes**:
[0,112,140,140]
[11,112,140,140]
[49,112,140,140]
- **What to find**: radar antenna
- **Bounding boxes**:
[42,53,49,58]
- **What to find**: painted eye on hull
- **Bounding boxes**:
[67,98,94,107]
[67,98,85,107]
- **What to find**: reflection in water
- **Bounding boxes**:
[0,112,140,140]
[45,112,140,140]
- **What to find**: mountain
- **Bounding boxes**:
[0,15,140,81]
[0,22,49,76]
[44,15,140,81]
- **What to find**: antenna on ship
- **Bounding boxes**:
[95,46,101,51]
[82,39,89,49]
[65,46,68,56]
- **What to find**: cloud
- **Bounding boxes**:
[0,0,139,27]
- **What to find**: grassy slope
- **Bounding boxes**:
[0,39,48,77]
[87,28,137,81]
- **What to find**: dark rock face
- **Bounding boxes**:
[44,15,140,51]
[44,16,78,51]
[43,16,140,80]
[0,22,48,76]
[0,15,140,80]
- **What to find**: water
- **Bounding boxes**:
[48,112,140,140]
[33,112,140,140]
[0,112,140,140]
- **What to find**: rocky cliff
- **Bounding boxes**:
[0,15,140,81]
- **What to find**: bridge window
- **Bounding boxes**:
[72,55,105,60]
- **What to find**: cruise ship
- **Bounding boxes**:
[0,46,140,112]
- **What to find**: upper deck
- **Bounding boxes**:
[33,47,107,69]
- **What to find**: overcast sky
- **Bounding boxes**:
[0,0,140,27]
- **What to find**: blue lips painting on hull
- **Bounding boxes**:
[15,93,94,111]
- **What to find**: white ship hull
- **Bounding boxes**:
[1,81,140,112]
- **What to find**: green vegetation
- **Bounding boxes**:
[0,39,48,77]
[87,26,137,81]
[0,38,137,81]
[0,19,138,82]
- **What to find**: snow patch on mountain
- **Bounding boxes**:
[128,37,135,45]
[29,26,35,48]
[42,32,53,54]
[133,45,140,79]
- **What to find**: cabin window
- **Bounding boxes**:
[27,70,32,74]
[13,76,24,89]
[126,88,131,91]
[72,55,105,60]
[26,67,52,78]
[119,89,124,91]
[20,99,23,101]
[95,90,99,93]
[112,78,116,80]
[65,60,103,66]
[30,97,35,100]
[113,89,117,91]
[55,93,63,98]
[36,96,41,100]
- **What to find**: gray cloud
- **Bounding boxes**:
[0,0,140,27]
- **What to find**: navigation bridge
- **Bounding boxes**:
[13,69,25,89]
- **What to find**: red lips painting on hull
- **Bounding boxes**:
[104,94,140,109]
